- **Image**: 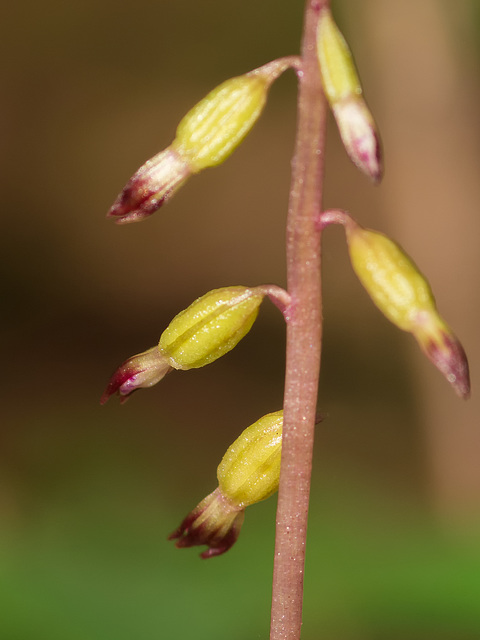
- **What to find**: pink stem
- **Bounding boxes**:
[270,1,329,639]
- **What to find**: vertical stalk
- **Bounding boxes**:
[270,1,329,639]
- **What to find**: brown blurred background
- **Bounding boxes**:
[1,1,480,638]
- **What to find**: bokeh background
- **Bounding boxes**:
[2,0,480,638]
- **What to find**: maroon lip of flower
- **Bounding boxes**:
[100,347,171,405]
[168,488,245,559]
[100,363,140,405]
[107,180,168,225]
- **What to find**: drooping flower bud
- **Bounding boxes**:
[158,286,265,370]
[317,8,382,182]
[107,58,296,224]
[169,410,283,558]
[100,346,171,404]
[345,219,470,398]
[101,285,277,404]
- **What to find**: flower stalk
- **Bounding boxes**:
[270,1,329,639]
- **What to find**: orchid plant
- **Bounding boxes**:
[102,2,470,639]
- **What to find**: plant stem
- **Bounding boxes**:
[270,1,329,639]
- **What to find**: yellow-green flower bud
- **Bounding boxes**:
[346,219,470,398]
[169,410,283,558]
[218,410,283,508]
[108,58,296,224]
[317,8,382,182]
[158,286,265,370]
[101,285,290,404]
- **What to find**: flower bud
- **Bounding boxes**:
[100,346,171,404]
[345,220,470,398]
[317,8,382,182]
[159,286,265,370]
[169,410,283,558]
[108,58,294,224]
[101,285,276,404]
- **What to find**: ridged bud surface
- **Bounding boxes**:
[317,8,361,103]
[158,286,264,369]
[173,76,266,171]
[218,410,283,508]
[346,223,436,331]
[172,59,292,171]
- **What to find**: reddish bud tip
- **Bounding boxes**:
[107,148,191,224]
[421,329,470,400]
[333,99,383,183]
[168,488,245,559]
[100,346,171,404]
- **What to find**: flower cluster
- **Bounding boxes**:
[103,7,469,560]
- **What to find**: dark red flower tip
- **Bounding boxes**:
[100,363,136,405]
[100,346,171,405]
[106,147,191,225]
[107,181,167,225]
[168,488,245,559]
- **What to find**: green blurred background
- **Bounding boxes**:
[2,0,480,638]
